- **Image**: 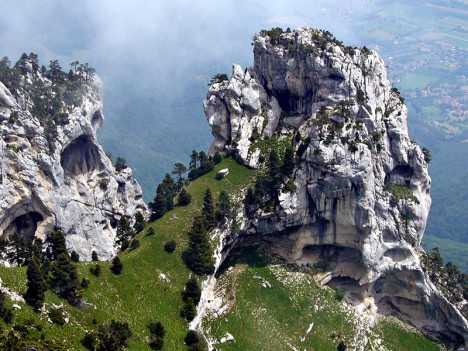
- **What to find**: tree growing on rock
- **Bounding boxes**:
[201,188,216,230]
[208,73,228,86]
[114,157,127,172]
[281,145,295,176]
[216,190,231,222]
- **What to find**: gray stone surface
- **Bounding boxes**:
[203,27,467,348]
[0,72,146,261]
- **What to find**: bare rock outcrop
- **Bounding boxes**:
[203,27,467,349]
[0,61,146,261]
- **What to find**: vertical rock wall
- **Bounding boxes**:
[204,27,467,348]
[0,67,146,261]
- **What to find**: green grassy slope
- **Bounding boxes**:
[0,157,256,350]
[0,157,447,350]
[204,247,445,351]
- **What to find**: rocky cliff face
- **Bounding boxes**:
[204,27,467,348]
[0,60,146,261]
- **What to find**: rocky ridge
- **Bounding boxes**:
[202,27,467,349]
[0,59,146,261]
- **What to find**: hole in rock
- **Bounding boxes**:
[385,165,414,187]
[61,135,103,176]
[328,276,365,302]
[301,245,363,269]
[5,212,43,239]
[269,88,315,114]
[373,270,424,297]
[91,110,103,128]
[382,229,399,243]
[110,217,118,229]
[383,247,411,262]
[329,74,345,82]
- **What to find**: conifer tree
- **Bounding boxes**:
[148,321,165,337]
[180,298,197,321]
[216,190,231,222]
[178,188,192,206]
[7,232,29,265]
[31,238,44,261]
[48,230,67,259]
[269,149,282,190]
[213,151,223,164]
[189,150,199,170]
[70,251,80,262]
[182,276,201,304]
[111,256,123,275]
[172,162,188,180]
[245,187,256,206]
[0,291,13,324]
[185,217,215,275]
[184,330,200,345]
[151,184,167,220]
[201,188,216,230]
[133,212,146,233]
[24,255,47,311]
[92,250,99,261]
[281,146,295,176]
[162,173,176,211]
[50,252,82,305]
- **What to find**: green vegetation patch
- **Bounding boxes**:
[205,246,445,351]
[205,247,361,351]
[386,182,420,204]
[249,136,291,161]
[366,318,444,351]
